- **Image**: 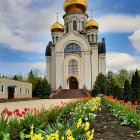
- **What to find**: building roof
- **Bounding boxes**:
[98,38,106,54]
[63,0,88,14]
[90,38,106,54]
[45,41,52,56]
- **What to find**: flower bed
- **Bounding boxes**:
[0,97,101,140]
[104,96,140,134]
[0,97,38,103]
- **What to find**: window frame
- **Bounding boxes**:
[73,20,77,31]
[1,84,4,93]
[64,43,82,58]
[68,60,78,76]
[20,88,22,94]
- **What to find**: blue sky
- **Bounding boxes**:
[0,0,140,75]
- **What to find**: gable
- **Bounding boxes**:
[55,31,91,52]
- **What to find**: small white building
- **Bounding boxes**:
[0,77,32,99]
[45,0,106,91]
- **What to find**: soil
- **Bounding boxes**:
[94,101,140,140]
[136,105,140,114]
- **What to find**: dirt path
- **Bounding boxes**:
[0,99,72,113]
[94,100,140,140]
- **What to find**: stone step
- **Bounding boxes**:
[57,89,88,99]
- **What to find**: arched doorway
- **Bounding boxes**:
[69,77,78,89]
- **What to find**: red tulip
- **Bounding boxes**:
[22,111,25,115]
[1,111,3,115]
[15,109,19,112]
[126,108,129,111]
[7,111,12,116]
[134,101,138,105]
[24,108,28,111]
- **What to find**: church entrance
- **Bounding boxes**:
[69,77,78,89]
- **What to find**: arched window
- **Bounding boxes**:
[73,20,77,31]
[66,22,69,33]
[56,36,58,42]
[68,60,78,75]
[87,35,90,41]
[82,21,85,30]
[52,37,54,44]
[96,34,98,42]
[64,43,82,58]
[92,34,94,42]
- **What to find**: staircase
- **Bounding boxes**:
[57,89,88,99]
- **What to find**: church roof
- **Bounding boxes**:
[98,38,106,54]
[45,41,52,56]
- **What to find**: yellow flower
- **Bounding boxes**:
[66,129,72,136]
[99,108,101,111]
[88,135,93,140]
[78,118,82,122]
[30,124,34,130]
[83,107,87,110]
[91,107,95,112]
[61,136,64,140]
[46,135,51,140]
[67,136,74,140]
[91,129,94,134]
[86,131,90,137]
[32,134,42,140]
[77,122,82,128]
[84,122,90,131]
[30,131,33,138]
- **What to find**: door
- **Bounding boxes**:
[8,87,14,99]
[69,77,78,89]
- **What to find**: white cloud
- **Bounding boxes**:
[107,52,140,72]
[97,14,140,33]
[128,28,140,53]
[0,0,64,53]
[0,62,46,74]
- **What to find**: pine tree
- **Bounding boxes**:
[92,73,107,96]
[106,71,116,96]
[124,79,131,102]
[28,70,36,96]
[131,70,140,102]
[13,75,18,80]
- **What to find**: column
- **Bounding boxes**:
[46,56,51,84]
[91,46,98,87]
[84,51,92,90]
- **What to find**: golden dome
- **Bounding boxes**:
[85,17,99,30]
[50,21,64,32]
[63,0,88,14]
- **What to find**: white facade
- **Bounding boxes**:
[45,12,106,91]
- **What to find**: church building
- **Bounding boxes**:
[45,0,106,91]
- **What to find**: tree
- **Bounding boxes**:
[117,69,129,88]
[131,70,140,102]
[114,85,123,100]
[13,75,18,80]
[27,70,36,96]
[124,79,131,102]
[92,73,107,96]
[34,77,51,98]
[106,71,116,96]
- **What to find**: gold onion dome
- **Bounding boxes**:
[85,17,99,30]
[50,21,64,32]
[63,0,88,13]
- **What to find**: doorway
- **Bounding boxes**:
[69,77,78,89]
[8,87,15,99]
